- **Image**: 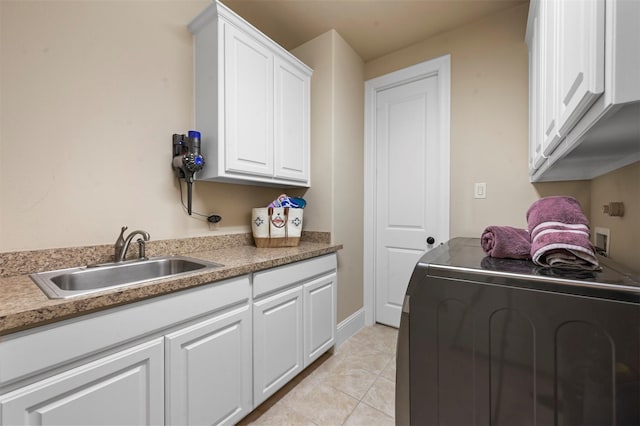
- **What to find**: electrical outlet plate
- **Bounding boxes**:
[594,227,610,257]
[474,183,486,199]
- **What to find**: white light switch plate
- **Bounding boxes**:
[474,182,486,199]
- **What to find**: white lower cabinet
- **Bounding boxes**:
[165,305,252,426]
[253,286,304,406]
[0,276,250,426]
[303,273,337,368]
[252,254,337,407]
[0,255,338,425]
[0,338,164,426]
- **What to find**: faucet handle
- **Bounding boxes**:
[116,226,128,244]
[114,226,128,260]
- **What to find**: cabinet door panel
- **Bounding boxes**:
[528,13,545,172]
[540,0,562,156]
[274,58,310,183]
[224,23,274,177]
[0,339,164,426]
[165,306,252,426]
[556,0,605,136]
[253,286,303,406]
[303,274,336,367]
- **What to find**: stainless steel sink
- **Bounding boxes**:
[30,256,223,299]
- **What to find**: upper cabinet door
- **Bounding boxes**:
[555,0,605,137]
[224,23,274,178]
[527,11,545,172]
[535,0,605,159]
[540,0,562,157]
[274,57,310,183]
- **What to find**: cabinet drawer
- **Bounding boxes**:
[0,276,250,387]
[253,254,337,299]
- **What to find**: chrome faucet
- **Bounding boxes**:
[114,226,151,262]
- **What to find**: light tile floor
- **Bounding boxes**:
[239,324,398,426]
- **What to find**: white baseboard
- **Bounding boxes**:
[336,308,365,348]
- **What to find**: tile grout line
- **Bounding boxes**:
[244,325,398,425]
[340,365,391,425]
[340,342,397,425]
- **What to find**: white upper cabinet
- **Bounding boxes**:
[539,0,562,156]
[274,57,310,182]
[224,23,275,178]
[527,11,545,171]
[526,0,640,182]
[189,1,312,187]
[554,0,605,139]
[527,10,544,170]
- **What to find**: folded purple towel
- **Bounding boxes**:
[481,226,531,259]
[526,196,599,270]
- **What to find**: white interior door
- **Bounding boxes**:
[367,56,450,328]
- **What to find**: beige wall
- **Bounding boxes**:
[589,162,640,273]
[1,0,636,326]
[293,31,366,323]
[364,3,638,274]
[290,32,334,234]
[0,1,302,251]
[365,4,590,237]
[330,34,365,323]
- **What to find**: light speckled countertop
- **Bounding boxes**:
[0,234,341,336]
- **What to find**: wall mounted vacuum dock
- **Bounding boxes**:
[172,131,205,215]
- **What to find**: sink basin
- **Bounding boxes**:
[30,256,223,299]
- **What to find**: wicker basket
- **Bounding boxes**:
[252,207,303,248]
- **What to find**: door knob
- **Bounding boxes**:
[426,236,435,245]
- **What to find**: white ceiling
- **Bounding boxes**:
[220,0,528,62]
